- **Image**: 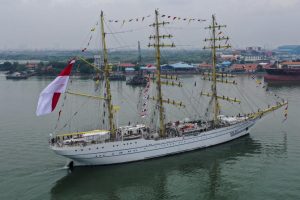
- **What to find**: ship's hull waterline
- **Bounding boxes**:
[52,120,256,166]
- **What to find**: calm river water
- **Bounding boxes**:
[0,73,299,200]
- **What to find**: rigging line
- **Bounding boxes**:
[175,44,196,47]
[106,26,149,34]
[77,56,103,73]
[183,83,204,106]
[117,87,141,111]
[246,80,273,105]
[162,26,202,56]
[163,26,204,48]
[235,84,256,112]
[79,20,99,50]
[56,95,92,132]
[248,86,272,107]
[161,51,205,117]
[166,106,186,122]
[117,89,140,118]
[240,82,267,108]
[225,84,246,115]
[106,30,134,34]
[104,20,130,51]
[180,87,203,117]
[165,26,204,30]
[80,30,94,50]
[199,79,211,120]
[234,84,253,108]
[162,88,190,119]
[105,21,126,49]
[54,93,68,130]
[162,92,193,120]
[108,45,137,50]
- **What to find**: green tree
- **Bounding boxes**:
[16,64,26,72]
[38,61,44,67]
[134,66,140,71]
[0,62,12,71]
[79,64,93,74]
[11,62,18,72]
[112,66,118,71]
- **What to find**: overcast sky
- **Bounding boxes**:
[0,0,300,50]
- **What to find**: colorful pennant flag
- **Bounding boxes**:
[141,76,151,118]
[282,104,288,122]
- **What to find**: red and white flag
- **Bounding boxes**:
[36,59,76,116]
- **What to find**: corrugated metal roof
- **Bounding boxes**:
[125,67,135,71]
[170,62,195,68]
[119,63,136,67]
[141,66,156,70]
[281,62,300,65]
[231,64,258,71]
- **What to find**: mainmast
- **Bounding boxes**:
[154,9,165,137]
[100,11,115,137]
[148,9,177,137]
[211,15,219,126]
[204,15,230,127]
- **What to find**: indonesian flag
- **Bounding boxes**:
[36,59,75,116]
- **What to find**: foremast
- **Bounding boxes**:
[100,11,115,137]
[204,15,231,127]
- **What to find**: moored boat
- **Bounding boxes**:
[6,72,28,80]
[126,74,148,86]
[264,61,300,82]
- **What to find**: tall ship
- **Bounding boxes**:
[264,61,300,82]
[37,10,287,167]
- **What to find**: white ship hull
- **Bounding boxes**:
[51,119,256,166]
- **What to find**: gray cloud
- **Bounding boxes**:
[0,0,299,50]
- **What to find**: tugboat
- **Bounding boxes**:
[93,73,126,81]
[126,74,148,86]
[6,72,28,80]
[109,74,126,81]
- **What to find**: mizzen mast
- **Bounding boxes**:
[100,11,115,137]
